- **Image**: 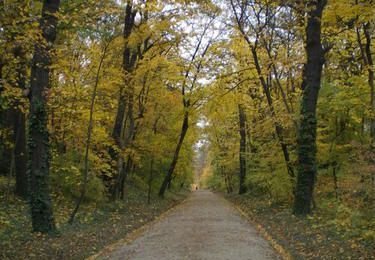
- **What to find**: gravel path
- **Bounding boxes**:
[96,190,279,260]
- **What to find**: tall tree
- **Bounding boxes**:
[110,1,137,200]
[158,17,214,197]
[363,22,374,140]
[28,0,60,233]
[293,0,327,215]
[230,0,295,180]
[159,110,189,197]
[0,2,29,196]
[69,40,110,224]
[238,104,247,194]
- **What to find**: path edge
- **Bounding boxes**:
[86,195,191,260]
[218,193,293,260]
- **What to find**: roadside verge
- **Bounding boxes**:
[87,193,191,259]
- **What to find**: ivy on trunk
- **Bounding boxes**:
[293,0,327,216]
[28,0,60,233]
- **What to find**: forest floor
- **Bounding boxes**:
[0,179,189,260]
[225,192,375,260]
[93,190,278,260]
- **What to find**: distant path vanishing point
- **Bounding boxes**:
[95,190,279,260]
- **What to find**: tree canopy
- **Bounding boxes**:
[0,0,374,257]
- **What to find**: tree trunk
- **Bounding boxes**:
[332,163,339,201]
[238,104,247,194]
[109,2,137,198]
[28,0,60,233]
[159,111,189,198]
[250,47,295,180]
[69,42,108,224]
[112,2,136,148]
[0,48,28,197]
[222,167,232,194]
[167,177,172,190]
[230,1,295,180]
[228,172,234,193]
[112,89,136,200]
[363,23,374,140]
[0,111,13,176]
[147,117,159,203]
[118,85,136,199]
[0,59,7,177]
[0,61,3,95]
[147,158,154,204]
[224,171,230,193]
[111,1,137,148]
[293,0,327,216]
[119,155,132,200]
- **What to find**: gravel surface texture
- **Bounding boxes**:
[97,190,279,260]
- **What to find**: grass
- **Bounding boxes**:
[224,172,375,260]
[0,177,189,260]
[226,193,374,259]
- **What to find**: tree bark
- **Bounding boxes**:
[223,169,231,193]
[147,158,154,204]
[0,65,3,173]
[363,23,374,140]
[111,2,137,149]
[28,0,60,233]
[0,58,8,176]
[159,111,189,197]
[117,84,136,199]
[0,111,13,176]
[293,0,327,216]
[109,2,137,199]
[238,104,247,194]
[118,155,132,200]
[147,117,159,203]
[0,61,3,95]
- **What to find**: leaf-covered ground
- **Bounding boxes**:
[0,181,188,260]
[225,193,374,260]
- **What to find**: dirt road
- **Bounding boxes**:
[95,190,279,260]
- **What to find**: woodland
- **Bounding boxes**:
[0,0,374,259]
